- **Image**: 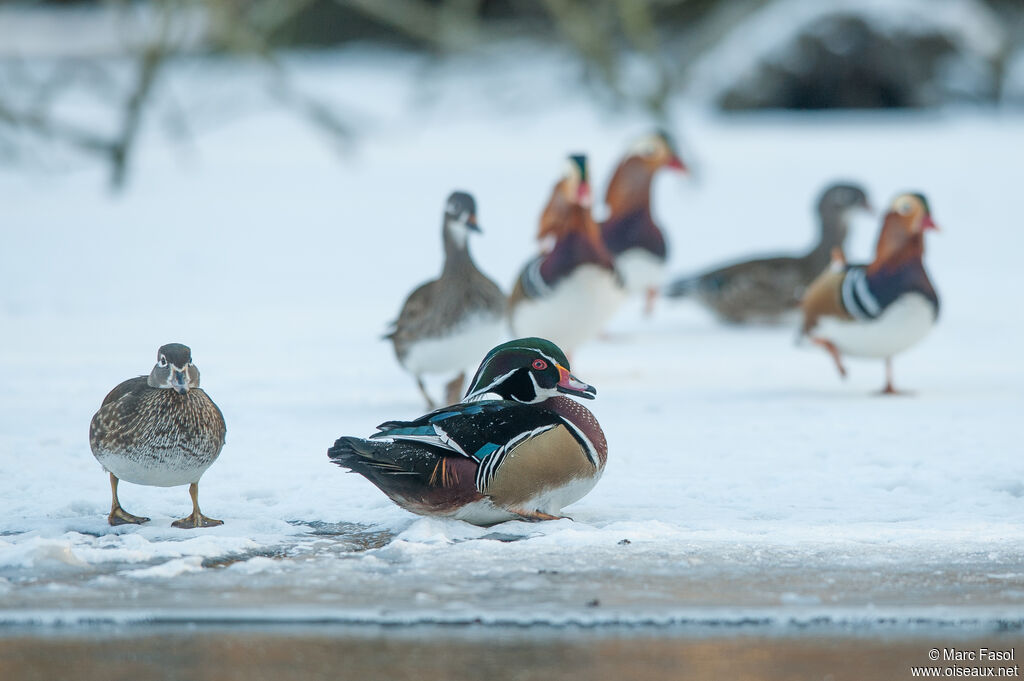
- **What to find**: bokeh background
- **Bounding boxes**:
[2,2,1024,679]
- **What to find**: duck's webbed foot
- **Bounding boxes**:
[172,511,223,529]
[172,483,223,529]
[511,508,571,522]
[108,473,149,525]
[109,506,150,526]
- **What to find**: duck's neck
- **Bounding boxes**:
[442,223,476,277]
[806,208,851,271]
[605,156,654,220]
[868,216,924,274]
[548,204,613,268]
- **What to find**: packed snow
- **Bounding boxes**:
[1,48,1023,630]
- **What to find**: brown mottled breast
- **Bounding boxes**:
[89,377,226,461]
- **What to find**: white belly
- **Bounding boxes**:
[511,266,625,355]
[450,474,602,525]
[614,248,665,294]
[401,314,506,376]
[524,474,601,515]
[814,293,937,358]
[97,450,214,488]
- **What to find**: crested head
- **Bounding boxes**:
[539,154,597,242]
[442,190,481,249]
[887,192,937,234]
[464,337,596,404]
[870,192,937,270]
[148,342,200,394]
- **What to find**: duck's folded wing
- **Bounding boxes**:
[373,401,565,463]
[801,264,860,334]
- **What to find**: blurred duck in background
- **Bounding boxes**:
[800,193,939,394]
[508,155,624,359]
[600,131,688,316]
[386,191,506,409]
[665,183,871,324]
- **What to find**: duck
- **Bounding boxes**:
[508,155,624,358]
[600,131,687,316]
[328,337,607,526]
[665,182,871,324]
[386,191,506,409]
[89,343,226,528]
[800,192,939,394]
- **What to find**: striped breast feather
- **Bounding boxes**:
[372,401,566,463]
[474,424,559,491]
[521,255,552,299]
[840,266,882,321]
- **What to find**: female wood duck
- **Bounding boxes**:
[89,343,226,528]
[665,183,871,324]
[386,191,506,409]
[328,338,607,526]
[601,131,687,316]
[508,155,624,358]
[800,193,939,394]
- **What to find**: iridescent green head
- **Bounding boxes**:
[464,337,596,404]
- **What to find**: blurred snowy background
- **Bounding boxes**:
[1,0,1023,633]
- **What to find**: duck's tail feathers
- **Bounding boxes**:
[328,436,480,511]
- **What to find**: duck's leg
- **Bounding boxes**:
[172,483,223,529]
[811,337,847,379]
[644,287,658,317]
[879,357,909,395]
[415,376,436,411]
[107,473,149,526]
[444,371,466,406]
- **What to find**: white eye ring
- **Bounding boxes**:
[158,356,168,367]
[898,201,914,216]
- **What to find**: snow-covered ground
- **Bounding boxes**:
[1,49,1023,631]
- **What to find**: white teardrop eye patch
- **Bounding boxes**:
[158,355,168,367]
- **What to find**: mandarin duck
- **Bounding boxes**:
[328,338,607,525]
[666,183,871,324]
[89,343,226,528]
[508,155,624,358]
[800,193,939,394]
[386,191,506,409]
[601,131,687,316]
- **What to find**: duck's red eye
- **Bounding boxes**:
[532,359,548,371]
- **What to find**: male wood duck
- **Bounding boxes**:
[666,183,871,323]
[508,155,624,358]
[601,131,687,316]
[386,191,506,409]
[328,338,607,526]
[89,343,226,528]
[800,193,939,394]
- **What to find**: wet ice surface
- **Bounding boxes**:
[2,50,1024,631]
